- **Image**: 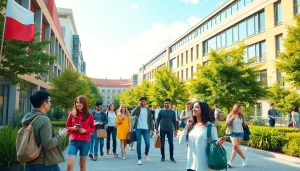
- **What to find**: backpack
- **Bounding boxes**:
[217,109,225,121]
[206,123,227,170]
[16,115,42,163]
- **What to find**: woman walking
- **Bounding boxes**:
[116,104,131,160]
[179,101,225,171]
[106,103,118,157]
[226,104,248,168]
[66,96,95,171]
[291,106,300,129]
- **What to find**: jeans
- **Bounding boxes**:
[68,140,90,157]
[89,132,95,153]
[106,126,117,153]
[269,119,275,127]
[24,165,60,171]
[136,129,150,160]
[94,137,105,156]
[230,132,244,138]
[160,129,174,158]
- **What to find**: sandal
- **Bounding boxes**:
[113,153,118,158]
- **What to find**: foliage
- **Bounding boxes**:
[276,15,300,88]
[10,110,24,128]
[282,132,300,157]
[149,66,189,106]
[0,14,56,84]
[189,44,268,112]
[79,74,103,108]
[268,84,300,116]
[51,107,65,120]
[0,126,19,166]
[49,69,91,116]
[249,119,265,126]
[51,120,67,127]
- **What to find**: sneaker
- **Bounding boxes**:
[88,153,93,159]
[129,146,133,150]
[170,158,176,163]
[100,151,104,156]
[93,155,98,161]
[242,157,248,167]
[161,157,165,162]
[137,160,142,165]
[106,150,109,155]
[227,161,232,168]
[145,154,150,162]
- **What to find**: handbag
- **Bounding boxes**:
[242,115,250,141]
[96,129,107,138]
[206,123,227,170]
[130,131,136,141]
[154,134,162,148]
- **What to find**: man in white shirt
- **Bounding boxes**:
[180,103,193,128]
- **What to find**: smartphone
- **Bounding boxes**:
[222,136,230,139]
[75,124,81,128]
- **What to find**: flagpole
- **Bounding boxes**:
[0,1,8,67]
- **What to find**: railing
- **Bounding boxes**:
[246,115,290,127]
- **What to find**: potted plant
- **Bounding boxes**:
[0,126,20,171]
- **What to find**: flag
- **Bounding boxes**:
[3,0,35,42]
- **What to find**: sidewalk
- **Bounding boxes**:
[59,135,300,171]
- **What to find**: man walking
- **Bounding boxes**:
[268,103,278,127]
[156,98,177,163]
[21,90,67,171]
[131,97,154,165]
[180,102,193,128]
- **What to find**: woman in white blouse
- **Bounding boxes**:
[179,101,225,171]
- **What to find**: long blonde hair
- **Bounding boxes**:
[118,104,130,117]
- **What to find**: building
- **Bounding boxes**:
[131,74,138,86]
[138,0,300,117]
[58,8,86,74]
[0,0,76,126]
[92,78,132,109]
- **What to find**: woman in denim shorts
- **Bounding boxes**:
[66,96,95,171]
[225,104,248,168]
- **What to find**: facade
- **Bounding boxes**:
[138,0,300,117]
[58,8,86,74]
[92,78,132,109]
[0,0,76,125]
[131,74,138,86]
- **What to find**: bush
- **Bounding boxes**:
[52,120,67,127]
[282,138,300,157]
[249,119,265,126]
[52,107,65,120]
[247,127,284,151]
[10,110,24,128]
[216,124,226,137]
[0,126,19,167]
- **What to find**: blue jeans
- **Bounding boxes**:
[24,164,60,171]
[136,129,150,160]
[230,132,244,138]
[269,119,275,127]
[160,129,174,158]
[94,137,105,156]
[106,126,117,153]
[68,140,90,157]
[89,132,95,153]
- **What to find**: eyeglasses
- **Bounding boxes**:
[45,100,52,104]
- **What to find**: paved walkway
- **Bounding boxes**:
[59,136,300,171]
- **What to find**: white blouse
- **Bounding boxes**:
[179,124,218,171]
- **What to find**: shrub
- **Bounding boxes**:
[249,119,265,126]
[247,127,284,151]
[282,138,300,157]
[52,120,67,127]
[0,126,19,167]
[52,107,65,120]
[216,124,226,137]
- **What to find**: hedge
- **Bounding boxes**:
[52,120,67,127]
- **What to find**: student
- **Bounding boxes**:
[22,90,67,171]
[291,106,300,129]
[66,96,95,171]
[180,103,193,128]
[268,103,278,127]
[106,103,118,157]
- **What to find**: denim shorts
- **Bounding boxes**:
[68,140,90,157]
[230,132,244,138]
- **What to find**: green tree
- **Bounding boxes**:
[0,1,56,84]
[268,84,300,116]
[49,69,91,116]
[276,15,300,88]
[79,74,102,108]
[149,66,189,106]
[189,44,268,112]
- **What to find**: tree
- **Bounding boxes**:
[189,44,268,112]
[79,74,103,108]
[0,2,56,84]
[268,84,300,116]
[276,15,300,88]
[149,66,189,107]
[49,69,91,116]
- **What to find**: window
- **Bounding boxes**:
[107,96,110,99]
[181,53,183,66]
[247,16,255,36]
[216,35,221,49]
[246,41,266,63]
[258,70,268,86]
[239,21,247,40]
[238,0,245,9]
[277,70,285,87]
[259,41,266,63]
[226,7,231,18]
[186,68,188,79]
[107,90,110,93]
[177,71,179,79]
[247,44,256,62]
[196,45,199,59]
[208,37,216,50]
[275,2,282,25]
[221,32,226,47]
[170,58,176,69]
[258,11,265,32]
[177,56,179,67]
[191,66,194,78]
[295,0,300,14]
[226,29,233,47]
[181,70,184,80]
[232,3,238,14]
[275,34,283,58]
[186,51,188,64]
[245,0,252,5]
[117,90,121,93]
[233,26,239,43]
[191,48,193,61]
[112,90,116,93]
[203,41,208,56]
[221,11,226,21]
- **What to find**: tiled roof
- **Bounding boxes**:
[92,78,132,87]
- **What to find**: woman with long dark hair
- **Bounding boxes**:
[291,106,300,129]
[106,103,118,157]
[226,104,247,168]
[179,101,225,171]
[66,96,95,171]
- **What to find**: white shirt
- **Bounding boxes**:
[232,117,244,133]
[179,124,218,171]
[154,108,161,119]
[137,108,149,129]
[106,112,116,127]
[180,110,193,124]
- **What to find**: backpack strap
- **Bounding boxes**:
[29,115,42,125]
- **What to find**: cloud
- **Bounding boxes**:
[182,0,199,4]
[129,4,139,9]
[188,15,201,27]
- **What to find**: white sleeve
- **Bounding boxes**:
[179,129,188,145]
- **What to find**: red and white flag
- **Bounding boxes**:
[3,0,35,42]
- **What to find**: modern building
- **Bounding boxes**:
[138,0,300,117]
[131,74,138,86]
[58,8,86,74]
[0,0,76,125]
[92,78,132,109]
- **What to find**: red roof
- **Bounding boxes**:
[92,78,132,87]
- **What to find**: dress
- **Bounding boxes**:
[116,115,131,140]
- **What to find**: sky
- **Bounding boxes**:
[55,0,226,79]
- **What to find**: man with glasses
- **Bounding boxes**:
[156,98,177,163]
[21,90,67,171]
[131,96,154,165]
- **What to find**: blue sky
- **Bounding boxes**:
[55,0,225,79]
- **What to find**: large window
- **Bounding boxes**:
[258,70,268,86]
[181,70,184,80]
[186,68,189,79]
[170,58,176,69]
[112,90,116,93]
[238,0,245,9]
[277,70,285,87]
[239,21,247,40]
[247,45,256,62]
[232,3,238,14]
[191,66,194,78]
[275,2,282,25]
[102,89,105,93]
[247,16,255,36]
[233,26,239,43]
[258,41,266,63]
[245,0,252,5]
[258,12,265,32]
[295,0,300,14]
[246,41,266,63]
[275,34,283,58]
[226,29,233,47]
